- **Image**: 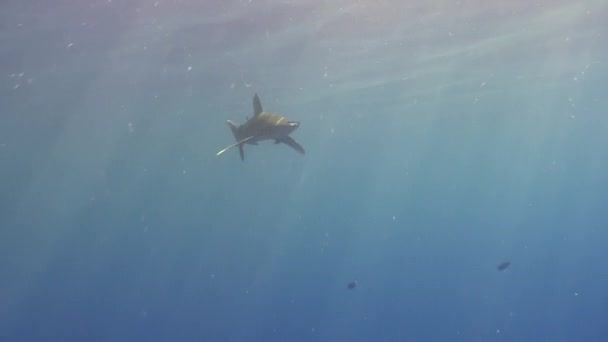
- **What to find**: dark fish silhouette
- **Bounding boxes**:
[497,261,511,271]
[216,93,305,160]
[347,280,357,289]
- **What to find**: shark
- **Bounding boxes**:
[216,93,305,160]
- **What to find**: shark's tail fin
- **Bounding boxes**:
[226,120,245,160]
[227,120,239,142]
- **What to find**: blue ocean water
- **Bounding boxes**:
[1,1,608,341]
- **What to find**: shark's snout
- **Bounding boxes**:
[285,121,299,134]
[272,120,299,137]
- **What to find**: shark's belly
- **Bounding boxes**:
[247,124,289,142]
[248,133,280,144]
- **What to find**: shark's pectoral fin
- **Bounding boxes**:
[216,136,255,158]
[238,144,245,160]
[279,136,305,155]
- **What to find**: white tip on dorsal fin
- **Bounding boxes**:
[253,93,263,117]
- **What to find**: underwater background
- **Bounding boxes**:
[1,0,608,341]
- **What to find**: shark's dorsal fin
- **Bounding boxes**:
[216,136,255,157]
[253,93,263,117]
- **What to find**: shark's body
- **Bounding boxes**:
[216,93,305,160]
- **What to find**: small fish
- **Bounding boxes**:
[497,261,511,271]
[347,280,357,290]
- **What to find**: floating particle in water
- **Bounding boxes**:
[347,280,357,290]
[497,261,511,271]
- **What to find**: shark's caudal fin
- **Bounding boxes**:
[227,120,239,141]
[226,120,245,160]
